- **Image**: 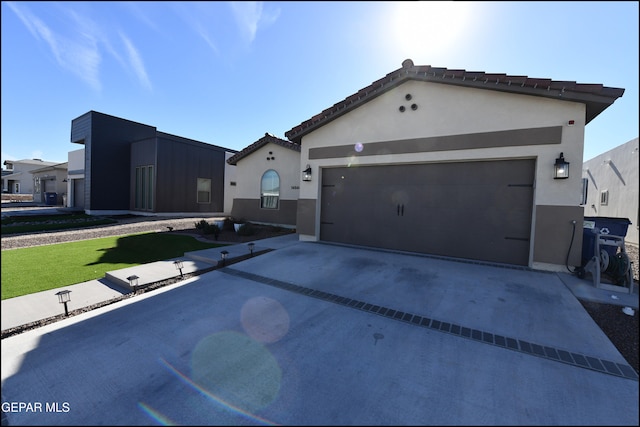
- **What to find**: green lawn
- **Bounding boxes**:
[1,232,225,300]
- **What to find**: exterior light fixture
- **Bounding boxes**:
[174,259,184,277]
[303,165,312,181]
[127,275,140,292]
[55,290,72,316]
[248,242,255,257]
[220,250,229,267]
[553,153,570,179]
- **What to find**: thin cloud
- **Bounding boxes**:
[229,1,280,44]
[119,33,153,91]
[6,2,102,91]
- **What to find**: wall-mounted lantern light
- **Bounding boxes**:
[55,290,72,316]
[127,275,140,292]
[248,242,255,257]
[554,153,570,179]
[174,259,184,277]
[220,250,229,267]
[303,165,312,181]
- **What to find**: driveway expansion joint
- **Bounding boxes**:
[221,267,639,382]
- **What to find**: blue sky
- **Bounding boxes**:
[2,1,638,166]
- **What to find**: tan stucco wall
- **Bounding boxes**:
[298,80,588,270]
[229,142,300,224]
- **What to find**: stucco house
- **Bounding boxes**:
[69,111,238,216]
[2,158,58,197]
[30,162,68,205]
[582,137,639,246]
[226,133,300,227]
[283,59,625,272]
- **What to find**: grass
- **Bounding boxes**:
[1,232,225,300]
[1,213,117,235]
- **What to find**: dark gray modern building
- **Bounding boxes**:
[70,111,237,215]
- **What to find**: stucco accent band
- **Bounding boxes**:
[309,126,562,159]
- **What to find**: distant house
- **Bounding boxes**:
[282,59,624,272]
[30,162,68,205]
[226,133,300,227]
[582,137,639,245]
[2,158,59,197]
[69,111,238,216]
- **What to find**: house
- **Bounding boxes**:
[30,162,68,205]
[69,111,238,216]
[283,59,625,272]
[226,133,300,227]
[2,158,59,197]
[582,137,639,246]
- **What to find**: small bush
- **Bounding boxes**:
[194,220,221,239]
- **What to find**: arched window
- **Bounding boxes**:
[261,170,280,209]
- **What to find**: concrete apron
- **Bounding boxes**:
[1,241,638,425]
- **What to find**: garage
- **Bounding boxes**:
[320,159,535,266]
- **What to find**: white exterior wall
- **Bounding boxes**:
[582,138,639,245]
[232,143,300,201]
[67,148,85,208]
[224,151,237,215]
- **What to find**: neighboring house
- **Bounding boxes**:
[226,133,301,227]
[30,162,68,204]
[2,158,58,196]
[69,111,238,216]
[582,137,639,246]
[284,59,624,272]
[66,148,85,209]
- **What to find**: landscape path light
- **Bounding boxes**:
[55,290,71,316]
[220,250,229,267]
[248,242,255,257]
[174,259,184,277]
[127,275,140,292]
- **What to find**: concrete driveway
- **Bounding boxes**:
[1,241,638,425]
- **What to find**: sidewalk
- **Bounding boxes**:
[1,234,300,331]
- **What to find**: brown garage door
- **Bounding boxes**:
[320,159,535,266]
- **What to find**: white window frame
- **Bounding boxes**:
[197,178,211,204]
[260,170,280,209]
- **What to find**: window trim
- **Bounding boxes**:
[600,189,609,206]
[197,177,211,204]
[260,169,280,210]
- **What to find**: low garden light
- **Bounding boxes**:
[248,242,255,257]
[127,275,140,291]
[220,250,229,267]
[554,152,570,179]
[55,290,71,316]
[174,259,184,277]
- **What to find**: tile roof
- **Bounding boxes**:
[285,59,625,143]
[227,133,301,165]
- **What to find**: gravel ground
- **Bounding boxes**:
[2,212,638,373]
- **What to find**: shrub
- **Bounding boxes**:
[194,220,221,239]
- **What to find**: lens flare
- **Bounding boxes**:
[354,142,364,152]
[191,331,282,414]
[241,296,290,343]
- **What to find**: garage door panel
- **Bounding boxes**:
[320,159,534,266]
